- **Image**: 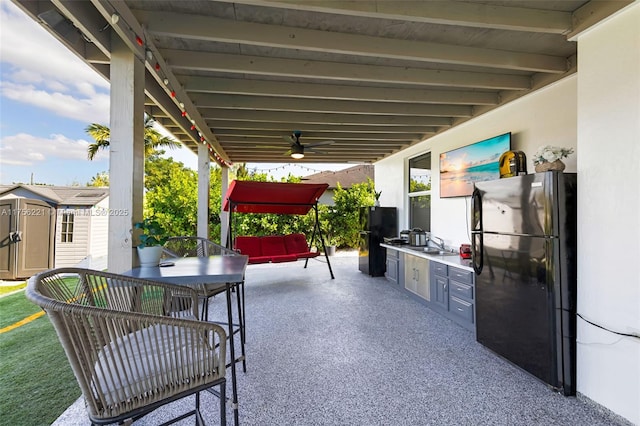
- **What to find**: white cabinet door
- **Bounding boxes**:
[404,255,418,294]
[404,254,430,301]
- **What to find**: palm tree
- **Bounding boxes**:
[86,116,181,160]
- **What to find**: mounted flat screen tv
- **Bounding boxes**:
[439,132,511,198]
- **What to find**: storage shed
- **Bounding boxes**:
[0,185,110,279]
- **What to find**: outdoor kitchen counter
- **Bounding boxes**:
[382,243,476,332]
[381,243,474,272]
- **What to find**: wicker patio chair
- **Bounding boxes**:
[26,268,227,426]
[163,236,240,259]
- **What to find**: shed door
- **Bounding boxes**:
[0,199,18,280]
[16,199,56,279]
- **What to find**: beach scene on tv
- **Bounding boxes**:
[439,133,510,198]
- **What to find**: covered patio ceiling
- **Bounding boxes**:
[13,0,631,165]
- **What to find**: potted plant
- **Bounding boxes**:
[325,234,338,256]
[134,218,168,267]
[532,145,574,173]
[374,190,382,207]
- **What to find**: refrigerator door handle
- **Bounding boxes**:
[472,232,483,275]
[471,187,482,232]
[471,187,484,275]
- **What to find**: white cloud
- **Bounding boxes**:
[0,2,109,123]
[7,68,43,84]
[46,80,69,93]
[0,132,108,166]
[1,80,110,124]
[0,3,108,89]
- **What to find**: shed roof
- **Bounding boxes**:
[302,164,373,189]
[223,181,328,215]
[0,185,109,206]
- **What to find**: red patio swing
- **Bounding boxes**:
[223,180,335,279]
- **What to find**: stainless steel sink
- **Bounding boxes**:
[423,248,441,254]
[416,247,459,256]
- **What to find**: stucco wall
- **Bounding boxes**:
[575,4,640,424]
[374,4,640,423]
[375,75,578,248]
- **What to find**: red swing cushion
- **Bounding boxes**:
[284,234,320,259]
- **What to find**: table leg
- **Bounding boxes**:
[226,283,239,426]
[236,281,247,373]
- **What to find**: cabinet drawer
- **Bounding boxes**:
[449,296,473,323]
[449,281,473,300]
[448,267,473,284]
[387,249,399,260]
[432,262,447,276]
[386,259,399,283]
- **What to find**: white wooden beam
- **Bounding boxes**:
[183,76,498,105]
[91,0,145,61]
[214,129,420,141]
[567,0,634,40]
[107,34,145,273]
[208,121,439,134]
[201,109,453,126]
[139,11,567,73]
[53,0,111,57]
[218,0,572,34]
[166,50,530,90]
[190,94,472,117]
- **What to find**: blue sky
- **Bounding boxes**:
[0,1,346,186]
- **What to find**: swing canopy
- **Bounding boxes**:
[223,181,329,214]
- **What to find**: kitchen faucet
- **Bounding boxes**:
[428,235,446,250]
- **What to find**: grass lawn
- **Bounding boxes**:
[0,281,26,296]
[0,290,80,425]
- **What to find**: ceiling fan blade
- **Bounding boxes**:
[306,147,328,154]
[306,140,335,148]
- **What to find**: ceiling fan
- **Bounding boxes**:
[261,131,335,159]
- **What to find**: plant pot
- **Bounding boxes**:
[374,200,380,207]
[535,159,565,173]
[326,245,336,256]
[137,246,164,267]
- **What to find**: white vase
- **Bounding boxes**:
[137,246,164,267]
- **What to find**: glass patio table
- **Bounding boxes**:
[123,255,249,425]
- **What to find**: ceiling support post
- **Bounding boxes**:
[197,143,210,240]
[220,166,230,247]
[107,34,145,273]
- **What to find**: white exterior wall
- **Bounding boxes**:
[87,198,109,270]
[54,206,91,267]
[54,199,110,269]
[375,75,578,248]
[375,5,640,423]
[575,4,640,424]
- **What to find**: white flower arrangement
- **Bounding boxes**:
[532,145,574,165]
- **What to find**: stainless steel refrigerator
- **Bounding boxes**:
[471,171,577,395]
[359,207,397,276]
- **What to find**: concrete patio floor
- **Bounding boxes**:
[53,252,626,425]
